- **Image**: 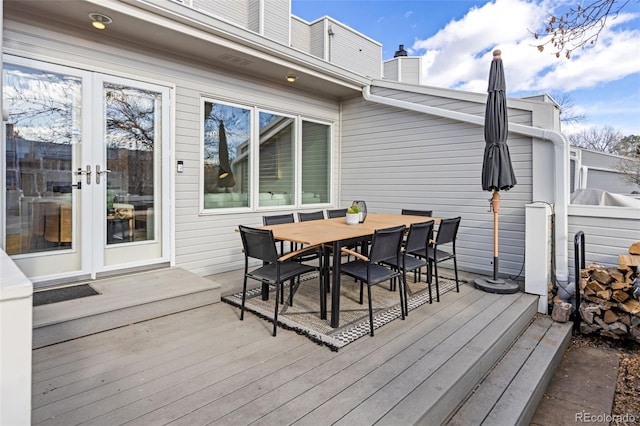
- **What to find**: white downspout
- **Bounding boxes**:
[362,85,570,283]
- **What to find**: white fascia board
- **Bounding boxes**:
[114,0,369,89]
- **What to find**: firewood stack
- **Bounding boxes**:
[577,242,640,342]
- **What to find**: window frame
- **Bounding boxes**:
[199,97,333,214]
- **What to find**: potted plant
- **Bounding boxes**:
[346,204,360,225]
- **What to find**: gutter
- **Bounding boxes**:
[362,85,570,283]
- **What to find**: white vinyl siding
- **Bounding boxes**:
[247,0,260,33]
[383,57,421,84]
[340,84,534,278]
[261,0,290,44]
[3,19,340,277]
[291,16,311,53]
[324,19,382,79]
[193,0,249,27]
[309,20,326,59]
[400,58,421,84]
[383,61,399,82]
[568,208,640,282]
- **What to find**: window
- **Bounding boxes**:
[201,98,331,211]
[202,101,250,209]
[301,120,330,204]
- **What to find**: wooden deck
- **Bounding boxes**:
[31,266,562,425]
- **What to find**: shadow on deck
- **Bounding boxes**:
[32,267,571,425]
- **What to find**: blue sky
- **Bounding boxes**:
[292,0,640,137]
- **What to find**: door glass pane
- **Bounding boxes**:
[104,83,159,244]
[203,101,250,209]
[258,112,294,207]
[301,121,330,204]
[3,64,81,254]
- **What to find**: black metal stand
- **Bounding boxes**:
[574,231,585,332]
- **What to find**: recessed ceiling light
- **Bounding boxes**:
[285,74,298,83]
[89,13,112,30]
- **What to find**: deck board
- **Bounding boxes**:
[32,272,541,426]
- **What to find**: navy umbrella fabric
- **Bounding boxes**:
[478,50,518,288]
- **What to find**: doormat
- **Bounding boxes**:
[33,284,100,306]
[222,272,461,351]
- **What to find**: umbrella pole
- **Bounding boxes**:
[491,191,500,281]
[473,191,518,294]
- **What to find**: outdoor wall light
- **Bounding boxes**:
[89,13,112,30]
[285,74,298,83]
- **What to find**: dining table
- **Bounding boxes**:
[261,213,440,328]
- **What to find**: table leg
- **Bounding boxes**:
[320,245,328,320]
[331,239,342,328]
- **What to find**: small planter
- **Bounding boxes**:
[346,213,360,225]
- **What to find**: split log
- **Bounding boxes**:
[611,290,630,303]
[629,242,640,255]
[603,309,619,324]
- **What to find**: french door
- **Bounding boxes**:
[2,57,170,285]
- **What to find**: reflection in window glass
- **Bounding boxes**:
[203,101,250,209]
[3,64,80,254]
[301,121,330,204]
[104,83,159,243]
[258,112,294,207]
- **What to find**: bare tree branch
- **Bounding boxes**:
[532,0,631,59]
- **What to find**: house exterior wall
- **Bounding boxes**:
[193,0,250,27]
[309,19,327,59]
[567,206,640,282]
[340,83,535,278]
[260,0,290,44]
[324,18,382,79]
[571,148,637,194]
[383,57,422,85]
[3,19,341,276]
[383,61,399,82]
[290,16,311,52]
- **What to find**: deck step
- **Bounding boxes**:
[446,315,573,426]
[32,267,221,349]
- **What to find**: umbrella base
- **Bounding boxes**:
[474,277,520,294]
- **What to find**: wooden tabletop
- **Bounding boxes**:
[261,213,439,245]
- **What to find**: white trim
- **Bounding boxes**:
[568,204,640,219]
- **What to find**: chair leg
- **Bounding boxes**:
[453,255,459,292]
[273,280,280,337]
[433,260,440,302]
[359,281,364,304]
[367,284,374,336]
[289,278,295,306]
[240,275,248,320]
[426,264,433,304]
[400,271,407,319]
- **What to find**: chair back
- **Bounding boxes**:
[405,220,435,255]
[262,213,294,226]
[298,211,325,222]
[368,225,406,264]
[436,217,461,245]
[238,225,279,263]
[401,208,433,217]
[326,208,348,218]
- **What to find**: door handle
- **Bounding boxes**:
[96,165,111,185]
[76,165,92,185]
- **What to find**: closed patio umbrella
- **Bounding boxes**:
[217,120,236,188]
[474,50,519,294]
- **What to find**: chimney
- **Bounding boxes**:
[394,44,408,58]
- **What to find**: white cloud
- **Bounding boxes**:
[412,0,640,95]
